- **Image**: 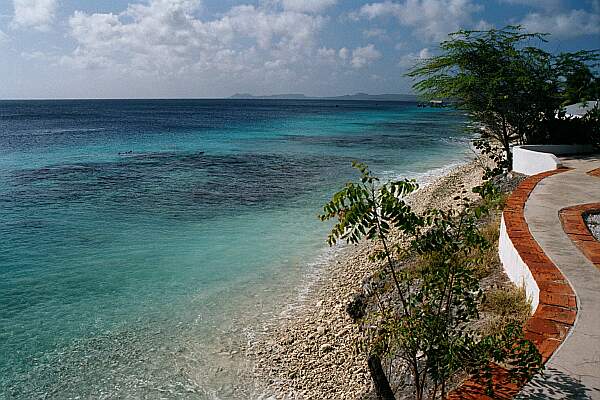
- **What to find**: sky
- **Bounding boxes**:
[0,0,598,99]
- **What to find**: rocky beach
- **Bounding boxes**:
[245,158,496,399]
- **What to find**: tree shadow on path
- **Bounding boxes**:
[518,367,599,399]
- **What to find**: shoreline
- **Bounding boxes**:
[245,157,490,399]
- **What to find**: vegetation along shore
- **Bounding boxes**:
[245,157,530,398]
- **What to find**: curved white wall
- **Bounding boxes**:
[498,216,540,311]
[513,145,593,176]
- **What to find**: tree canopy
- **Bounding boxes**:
[407,26,599,169]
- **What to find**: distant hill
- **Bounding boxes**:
[229,92,418,102]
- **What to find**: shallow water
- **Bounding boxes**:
[0,99,472,398]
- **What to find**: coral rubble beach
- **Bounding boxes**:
[245,158,491,399]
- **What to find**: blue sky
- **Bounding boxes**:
[0,0,598,99]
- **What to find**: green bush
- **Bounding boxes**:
[320,162,542,400]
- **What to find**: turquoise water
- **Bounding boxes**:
[0,100,472,398]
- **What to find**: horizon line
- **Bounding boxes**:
[0,96,418,101]
[0,92,418,101]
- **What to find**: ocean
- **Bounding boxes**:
[0,99,472,399]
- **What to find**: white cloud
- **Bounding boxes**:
[63,0,328,79]
[338,47,349,60]
[499,0,563,11]
[352,0,482,42]
[0,29,8,43]
[351,44,381,68]
[317,47,336,57]
[11,0,57,30]
[21,50,51,60]
[279,0,337,13]
[417,47,432,58]
[316,46,339,64]
[363,28,387,38]
[398,47,432,68]
[519,9,600,37]
[474,19,493,30]
[499,0,600,38]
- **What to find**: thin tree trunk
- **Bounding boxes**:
[368,354,395,400]
[411,358,423,400]
[505,142,513,171]
[501,113,513,171]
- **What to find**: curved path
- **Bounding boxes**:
[518,156,600,399]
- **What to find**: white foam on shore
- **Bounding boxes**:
[379,157,473,189]
[282,242,347,315]
[267,156,476,323]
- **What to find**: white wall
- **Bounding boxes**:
[498,216,540,311]
[513,145,594,176]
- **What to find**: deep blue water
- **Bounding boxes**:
[0,99,472,399]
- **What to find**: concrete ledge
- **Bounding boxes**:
[449,168,577,399]
[513,145,593,176]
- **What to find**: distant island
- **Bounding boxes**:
[229,92,419,102]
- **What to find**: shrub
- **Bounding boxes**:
[320,162,542,400]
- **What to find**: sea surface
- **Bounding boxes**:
[0,99,472,399]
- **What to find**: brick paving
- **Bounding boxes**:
[449,169,576,400]
[518,157,600,399]
[451,156,600,399]
[588,167,600,178]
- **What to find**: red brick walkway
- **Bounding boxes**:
[449,168,577,399]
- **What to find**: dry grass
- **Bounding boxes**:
[471,213,503,279]
[469,201,533,336]
[480,285,531,336]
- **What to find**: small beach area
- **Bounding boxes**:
[246,158,492,399]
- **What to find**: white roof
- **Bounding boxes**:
[564,100,598,118]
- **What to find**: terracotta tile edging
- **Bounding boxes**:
[559,203,600,269]
[587,167,600,178]
[448,167,577,400]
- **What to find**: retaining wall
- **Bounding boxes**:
[498,216,540,311]
[512,144,593,175]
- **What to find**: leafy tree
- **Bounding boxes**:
[407,26,599,170]
[556,52,600,105]
[320,162,541,400]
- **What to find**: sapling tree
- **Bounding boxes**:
[320,162,541,400]
[320,161,420,399]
